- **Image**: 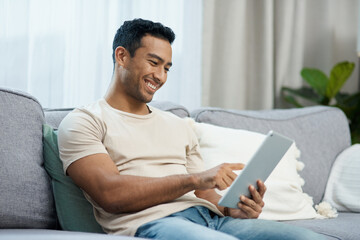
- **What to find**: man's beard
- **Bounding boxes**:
[126,82,154,103]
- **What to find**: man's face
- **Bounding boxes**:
[120,35,173,103]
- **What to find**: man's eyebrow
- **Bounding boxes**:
[147,53,172,66]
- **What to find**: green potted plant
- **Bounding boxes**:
[281,61,360,144]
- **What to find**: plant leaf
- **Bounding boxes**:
[335,92,360,121]
[301,68,328,97]
[283,95,304,108]
[326,61,355,99]
[282,86,322,104]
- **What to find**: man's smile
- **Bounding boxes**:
[144,78,160,92]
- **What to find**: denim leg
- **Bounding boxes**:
[135,207,237,240]
[215,216,327,240]
[135,206,327,240]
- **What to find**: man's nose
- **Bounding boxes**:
[153,67,167,82]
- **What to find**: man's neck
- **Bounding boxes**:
[105,73,152,115]
[104,93,150,115]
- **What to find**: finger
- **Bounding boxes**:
[219,172,238,189]
[248,185,262,204]
[232,208,248,219]
[238,201,261,219]
[248,185,265,207]
[229,163,245,170]
[228,171,237,181]
[215,179,228,190]
[216,164,238,183]
[215,175,231,190]
[256,180,267,197]
[240,195,262,213]
[223,175,234,187]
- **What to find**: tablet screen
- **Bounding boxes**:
[218,131,294,209]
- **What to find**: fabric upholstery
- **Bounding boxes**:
[286,212,359,240]
[43,100,189,130]
[0,88,56,228]
[323,144,360,212]
[191,106,351,204]
[0,229,142,240]
[150,100,190,118]
[44,108,74,129]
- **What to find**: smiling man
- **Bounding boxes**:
[58,19,325,240]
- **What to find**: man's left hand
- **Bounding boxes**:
[228,180,266,219]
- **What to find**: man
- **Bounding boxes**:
[58,18,325,239]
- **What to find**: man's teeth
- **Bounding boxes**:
[147,82,157,90]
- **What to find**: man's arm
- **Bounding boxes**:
[66,153,244,214]
[195,180,266,219]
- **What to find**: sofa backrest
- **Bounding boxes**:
[0,88,56,229]
[191,106,351,204]
[44,100,190,129]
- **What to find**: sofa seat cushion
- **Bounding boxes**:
[0,88,56,228]
[285,212,360,240]
[0,229,142,240]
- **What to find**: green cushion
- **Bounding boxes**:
[43,124,104,233]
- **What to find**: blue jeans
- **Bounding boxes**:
[135,206,326,240]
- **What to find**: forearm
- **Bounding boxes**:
[101,163,243,213]
[101,174,198,213]
[67,154,243,215]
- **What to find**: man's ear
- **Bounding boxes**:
[114,46,128,66]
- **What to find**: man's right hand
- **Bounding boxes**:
[192,163,244,191]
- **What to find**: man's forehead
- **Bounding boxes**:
[137,36,172,59]
[140,35,171,48]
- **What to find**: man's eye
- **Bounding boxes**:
[149,60,157,65]
[165,68,170,72]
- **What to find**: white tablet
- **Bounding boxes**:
[218,130,294,209]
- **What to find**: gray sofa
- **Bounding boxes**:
[0,87,359,240]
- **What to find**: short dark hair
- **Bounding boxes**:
[112,18,175,63]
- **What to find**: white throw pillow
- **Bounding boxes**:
[323,144,360,212]
[187,119,320,220]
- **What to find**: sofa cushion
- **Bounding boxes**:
[0,88,56,228]
[44,108,74,129]
[150,100,190,118]
[323,144,360,212]
[0,229,141,240]
[191,106,351,204]
[43,124,104,233]
[285,212,360,240]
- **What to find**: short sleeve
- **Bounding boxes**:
[185,120,205,174]
[58,109,108,174]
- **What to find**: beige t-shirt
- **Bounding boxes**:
[58,99,222,236]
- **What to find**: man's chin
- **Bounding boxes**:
[140,94,154,104]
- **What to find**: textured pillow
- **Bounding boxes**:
[43,124,104,233]
[187,119,319,220]
[323,144,360,212]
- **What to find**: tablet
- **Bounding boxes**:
[218,130,294,209]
